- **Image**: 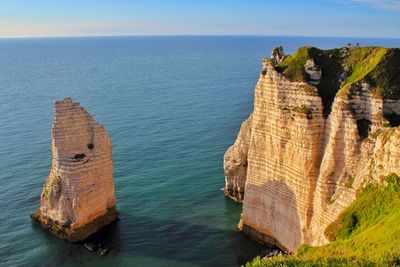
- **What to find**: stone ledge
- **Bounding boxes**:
[224,189,244,203]
[31,206,118,242]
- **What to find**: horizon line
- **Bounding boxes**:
[1,34,400,40]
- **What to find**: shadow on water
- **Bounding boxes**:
[34,209,270,266]
[87,215,268,266]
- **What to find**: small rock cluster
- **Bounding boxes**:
[83,242,110,256]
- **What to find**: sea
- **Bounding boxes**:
[1,36,400,267]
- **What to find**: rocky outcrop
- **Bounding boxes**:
[224,115,252,202]
[224,46,400,252]
[31,98,117,242]
[304,59,322,84]
[271,46,285,64]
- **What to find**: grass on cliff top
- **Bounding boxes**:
[275,46,343,117]
[275,46,400,117]
[341,47,387,88]
[367,49,400,99]
[245,174,400,267]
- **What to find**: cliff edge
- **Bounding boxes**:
[224,46,400,252]
[31,98,117,242]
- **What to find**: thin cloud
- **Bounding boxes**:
[349,0,400,11]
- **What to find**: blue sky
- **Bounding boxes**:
[0,0,399,38]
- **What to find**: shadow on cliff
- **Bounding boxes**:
[244,179,303,252]
[320,93,374,204]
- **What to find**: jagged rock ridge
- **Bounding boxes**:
[224,46,400,252]
[31,98,117,242]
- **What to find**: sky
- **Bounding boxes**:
[0,0,400,38]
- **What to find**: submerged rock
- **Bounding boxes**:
[31,98,118,242]
[84,242,98,251]
[100,248,110,256]
[83,242,110,256]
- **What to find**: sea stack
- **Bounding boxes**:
[31,98,117,242]
[224,46,400,252]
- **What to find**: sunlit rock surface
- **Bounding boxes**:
[31,98,117,242]
[224,46,400,252]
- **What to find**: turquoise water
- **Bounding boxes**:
[1,36,400,267]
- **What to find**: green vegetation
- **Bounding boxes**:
[274,46,400,118]
[275,46,342,117]
[275,46,317,82]
[341,47,387,89]
[367,49,400,100]
[245,174,400,267]
[245,255,385,267]
[42,174,61,198]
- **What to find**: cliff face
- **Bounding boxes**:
[31,98,117,242]
[224,115,252,202]
[224,46,400,252]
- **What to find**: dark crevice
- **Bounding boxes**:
[383,113,400,127]
[274,47,343,118]
[311,49,343,118]
[73,153,86,160]
[356,119,372,139]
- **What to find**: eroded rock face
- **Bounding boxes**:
[31,98,117,242]
[304,59,322,84]
[224,115,252,202]
[224,52,400,252]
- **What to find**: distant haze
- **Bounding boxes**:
[1,0,400,38]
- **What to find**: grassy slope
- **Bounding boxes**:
[341,47,387,89]
[245,174,400,267]
[368,49,400,99]
[274,46,400,117]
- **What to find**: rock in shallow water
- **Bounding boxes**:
[100,248,110,256]
[31,98,118,242]
[84,242,98,252]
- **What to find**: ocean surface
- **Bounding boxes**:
[1,36,400,267]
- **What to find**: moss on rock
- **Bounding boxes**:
[274,46,400,118]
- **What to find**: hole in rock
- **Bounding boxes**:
[87,143,94,150]
[356,118,372,139]
[73,153,86,160]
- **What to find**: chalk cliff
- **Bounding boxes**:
[31,98,117,242]
[224,46,400,252]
